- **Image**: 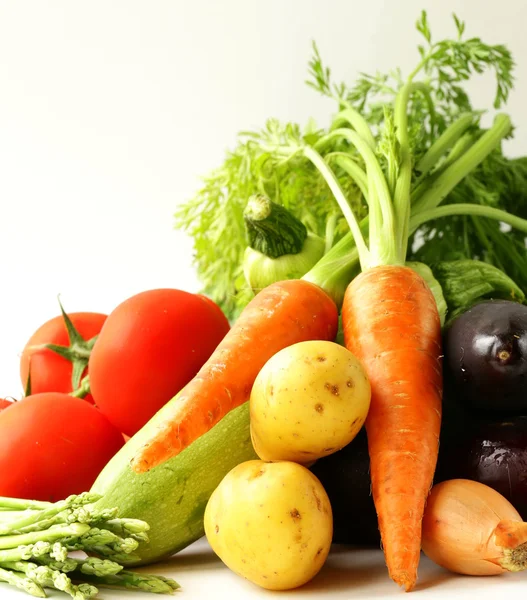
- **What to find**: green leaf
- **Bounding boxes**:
[34,299,100,391]
[453,13,465,39]
[57,296,84,346]
[175,12,524,319]
[416,10,432,44]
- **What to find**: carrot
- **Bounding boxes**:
[342,265,442,591]
[302,119,447,591]
[131,279,338,473]
[288,72,515,588]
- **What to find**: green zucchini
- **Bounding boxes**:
[243,194,325,291]
[243,193,308,258]
[91,401,256,565]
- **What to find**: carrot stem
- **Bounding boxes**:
[415,113,476,176]
[302,145,371,267]
[410,203,527,233]
[393,81,420,259]
[329,107,377,150]
[412,114,512,213]
[326,153,369,200]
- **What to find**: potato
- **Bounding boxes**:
[204,460,332,590]
[250,340,370,463]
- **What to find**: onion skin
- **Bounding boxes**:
[422,479,527,576]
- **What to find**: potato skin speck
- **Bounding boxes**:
[250,340,371,463]
[204,460,332,591]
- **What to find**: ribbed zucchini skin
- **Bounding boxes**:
[244,194,307,258]
[92,401,256,565]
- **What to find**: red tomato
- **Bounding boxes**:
[0,393,124,501]
[20,312,107,402]
[89,289,230,436]
[0,398,13,411]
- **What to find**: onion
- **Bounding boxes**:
[422,479,527,576]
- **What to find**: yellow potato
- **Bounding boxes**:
[250,340,371,463]
[204,460,332,590]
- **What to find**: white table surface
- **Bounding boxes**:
[2,537,524,600]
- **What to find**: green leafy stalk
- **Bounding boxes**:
[406,262,448,325]
[302,145,371,265]
[330,154,369,198]
[330,106,377,149]
[175,119,364,319]
[412,114,513,213]
[410,203,527,234]
[431,259,525,322]
[415,112,476,176]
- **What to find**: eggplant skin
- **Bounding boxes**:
[310,429,380,547]
[444,300,527,414]
[436,413,527,520]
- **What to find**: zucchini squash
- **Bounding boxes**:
[91,400,256,565]
[243,194,325,292]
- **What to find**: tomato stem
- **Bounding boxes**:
[24,298,100,392]
[71,375,91,400]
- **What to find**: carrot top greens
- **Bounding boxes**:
[175,11,527,318]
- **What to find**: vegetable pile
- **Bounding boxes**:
[2,9,527,598]
[0,287,232,596]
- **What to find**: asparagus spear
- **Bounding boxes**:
[0,494,180,597]
[0,524,90,549]
[75,569,179,595]
[34,555,78,573]
[0,495,100,535]
[0,498,52,511]
[50,543,69,562]
[97,518,150,542]
[0,565,46,598]
[0,542,52,562]
[83,546,142,565]
[1,561,99,600]
[74,557,124,577]
[11,506,122,534]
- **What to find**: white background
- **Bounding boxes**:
[0,0,526,398]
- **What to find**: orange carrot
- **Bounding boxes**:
[342,265,442,591]
[131,279,338,473]
[289,94,506,590]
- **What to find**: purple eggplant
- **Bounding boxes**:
[443,300,527,414]
[436,414,527,519]
[310,429,380,546]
